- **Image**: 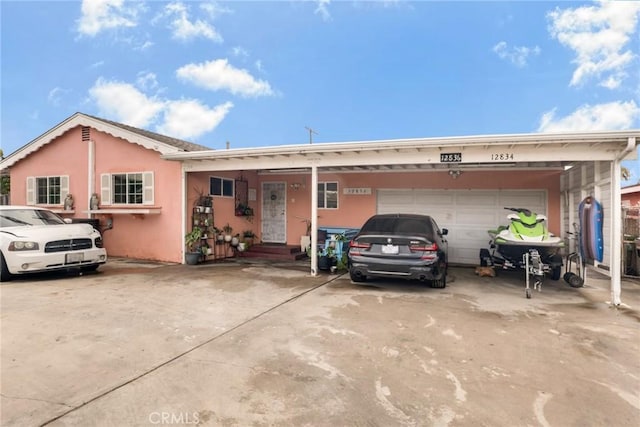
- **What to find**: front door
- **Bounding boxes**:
[261,182,287,243]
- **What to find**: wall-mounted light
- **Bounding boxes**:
[290,182,305,190]
[448,170,462,179]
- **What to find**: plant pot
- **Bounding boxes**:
[224,234,232,242]
[231,236,240,246]
[300,235,311,252]
[185,252,201,265]
[318,255,336,271]
[217,234,224,242]
[238,242,246,252]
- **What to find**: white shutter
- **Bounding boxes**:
[143,171,154,205]
[26,177,35,205]
[60,176,69,204]
[101,174,112,205]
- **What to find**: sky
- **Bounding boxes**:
[1,0,640,182]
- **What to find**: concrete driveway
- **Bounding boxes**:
[1,259,639,426]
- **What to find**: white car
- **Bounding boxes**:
[0,206,107,281]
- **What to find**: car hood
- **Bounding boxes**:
[0,223,97,239]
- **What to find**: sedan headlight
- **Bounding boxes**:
[9,241,40,251]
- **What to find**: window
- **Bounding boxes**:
[210,176,234,197]
[318,182,338,209]
[113,173,143,204]
[26,176,69,205]
[100,172,154,206]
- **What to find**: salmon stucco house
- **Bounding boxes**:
[1,112,638,305]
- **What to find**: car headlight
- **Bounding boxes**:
[9,241,40,251]
[94,236,104,248]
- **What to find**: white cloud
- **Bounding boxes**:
[89,78,165,128]
[89,77,231,140]
[47,87,69,107]
[162,1,223,42]
[547,0,640,88]
[493,41,541,67]
[315,0,331,21]
[200,2,233,19]
[135,40,154,51]
[76,0,140,37]
[176,59,275,97]
[136,72,158,91]
[537,100,640,132]
[157,100,233,140]
[231,46,249,58]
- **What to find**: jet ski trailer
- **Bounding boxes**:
[480,207,564,299]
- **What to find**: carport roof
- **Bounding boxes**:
[162,130,640,172]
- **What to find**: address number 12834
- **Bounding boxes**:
[491,153,515,161]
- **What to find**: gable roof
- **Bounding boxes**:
[0,112,212,170]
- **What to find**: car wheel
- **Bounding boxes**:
[349,268,366,282]
[430,267,447,289]
[0,252,12,282]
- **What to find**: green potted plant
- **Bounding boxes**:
[243,230,255,247]
[223,223,233,242]
[185,227,203,265]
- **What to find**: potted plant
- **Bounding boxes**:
[185,228,203,265]
[231,233,240,247]
[214,226,224,243]
[300,219,311,252]
[243,230,255,247]
[223,223,233,242]
[318,245,337,271]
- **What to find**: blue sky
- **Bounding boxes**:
[1,1,640,181]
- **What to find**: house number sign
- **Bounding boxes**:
[490,153,515,161]
[440,153,462,163]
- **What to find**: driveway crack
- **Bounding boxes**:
[0,393,74,409]
[39,273,344,426]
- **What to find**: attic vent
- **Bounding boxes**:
[81,127,91,141]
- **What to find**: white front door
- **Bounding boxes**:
[261,182,287,243]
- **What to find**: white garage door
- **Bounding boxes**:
[377,189,547,265]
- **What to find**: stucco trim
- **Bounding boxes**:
[0,113,185,170]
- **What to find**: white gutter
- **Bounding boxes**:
[161,130,640,161]
[610,136,636,306]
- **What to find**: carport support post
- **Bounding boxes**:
[310,165,318,276]
[610,158,623,306]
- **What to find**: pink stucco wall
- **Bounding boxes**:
[10,126,184,263]
[255,169,562,245]
[186,170,260,241]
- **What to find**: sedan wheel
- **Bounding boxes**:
[0,252,12,282]
[349,268,366,282]
[430,266,447,289]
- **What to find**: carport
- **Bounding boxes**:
[163,130,639,305]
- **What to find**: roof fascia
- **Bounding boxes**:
[0,113,181,169]
[163,130,640,162]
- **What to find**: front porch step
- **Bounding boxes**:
[240,244,308,261]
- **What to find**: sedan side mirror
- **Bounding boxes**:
[441,228,448,236]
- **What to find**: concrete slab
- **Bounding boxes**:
[1,259,638,426]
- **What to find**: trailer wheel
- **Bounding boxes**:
[479,249,491,267]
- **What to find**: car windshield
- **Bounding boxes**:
[0,209,66,228]
[361,217,434,236]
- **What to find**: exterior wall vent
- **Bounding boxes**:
[81,126,91,141]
